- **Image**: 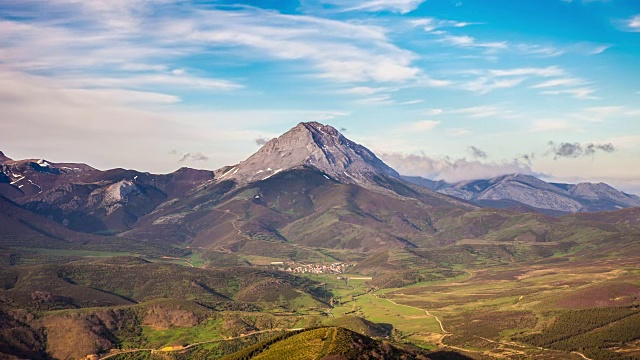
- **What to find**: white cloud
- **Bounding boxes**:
[530,78,585,88]
[458,66,567,94]
[168,9,420,83]
[399,99,425,105]
[424,108,444,116]
[440,35,508,49]
[341,86,392,95]
[0,70,182,107]
[606,135,640,149]
[489,66,565,77]
[410,17,480,32]
[0,3,423,89]
[569,106,640,123]
[62,73,242,91]
[515,44,565,57]
[590,45,611,54]
[450,105,504,118]
[416,76,453,87]
[435,160,534,183]
[529,120,572,132]
[300,111,352,121]
[515,43,609,57]
[540,87,599,100]
[332,0,427,14]
[461,77,525,94]
[448,128,471,136]
[379,152,535,182]
[358,94,395,105]
[446,105,519,119]
[626,14,640,31]
[407,120,441,131]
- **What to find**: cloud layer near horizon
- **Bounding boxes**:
[379,152,536,183]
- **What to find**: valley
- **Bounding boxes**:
[4,245,638,359]
[1,123,640,359]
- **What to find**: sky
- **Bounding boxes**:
[1,0,640,192]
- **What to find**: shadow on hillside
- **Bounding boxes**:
[428,350,475,360]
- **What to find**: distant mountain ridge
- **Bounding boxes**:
[403,173,640,214]
[0,153,215,233]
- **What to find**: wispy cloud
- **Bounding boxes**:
[530,77,586,88]
[301,111,352,121]
[606,135,640,149]
[63,73,243,91]
[624,14,640,32]
[461,77,525,94]
[340,86,396,95]
[515,42,609,57]
[398,99,424,105]
[424,108,444,116]
[447,105,507,118]
[459,66,567,94]
[570,106,640,122]
[356,94,396,105]
[169,8,420,83]
[540,87,599,100]
[379,152,535,182]
[529,120,572,132]
[440,35,508,49]
[448,128,471,136]
[589,45,611,55]
[324,0,427,14]
[449,105,518,119]
[410,17,480,32]
[406,120,441,131]
[0,2,423,90]
[489,66,565,77]
[515,44,565,57]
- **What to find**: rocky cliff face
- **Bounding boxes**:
[217,122,399,187]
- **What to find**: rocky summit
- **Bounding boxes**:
[216,122,399,187]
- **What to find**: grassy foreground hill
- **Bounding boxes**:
[222,327,429,360]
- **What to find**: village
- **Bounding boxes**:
[269,261,350,274]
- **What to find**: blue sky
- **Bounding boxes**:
[1,0,639,191]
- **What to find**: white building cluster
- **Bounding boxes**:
[284,262,348,274]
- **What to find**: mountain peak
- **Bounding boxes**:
[298,120,341,136]
[0,151,11,163]
[218,121,399,186]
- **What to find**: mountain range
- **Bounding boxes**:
[403,173,640,215]
[1,122,639,258]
